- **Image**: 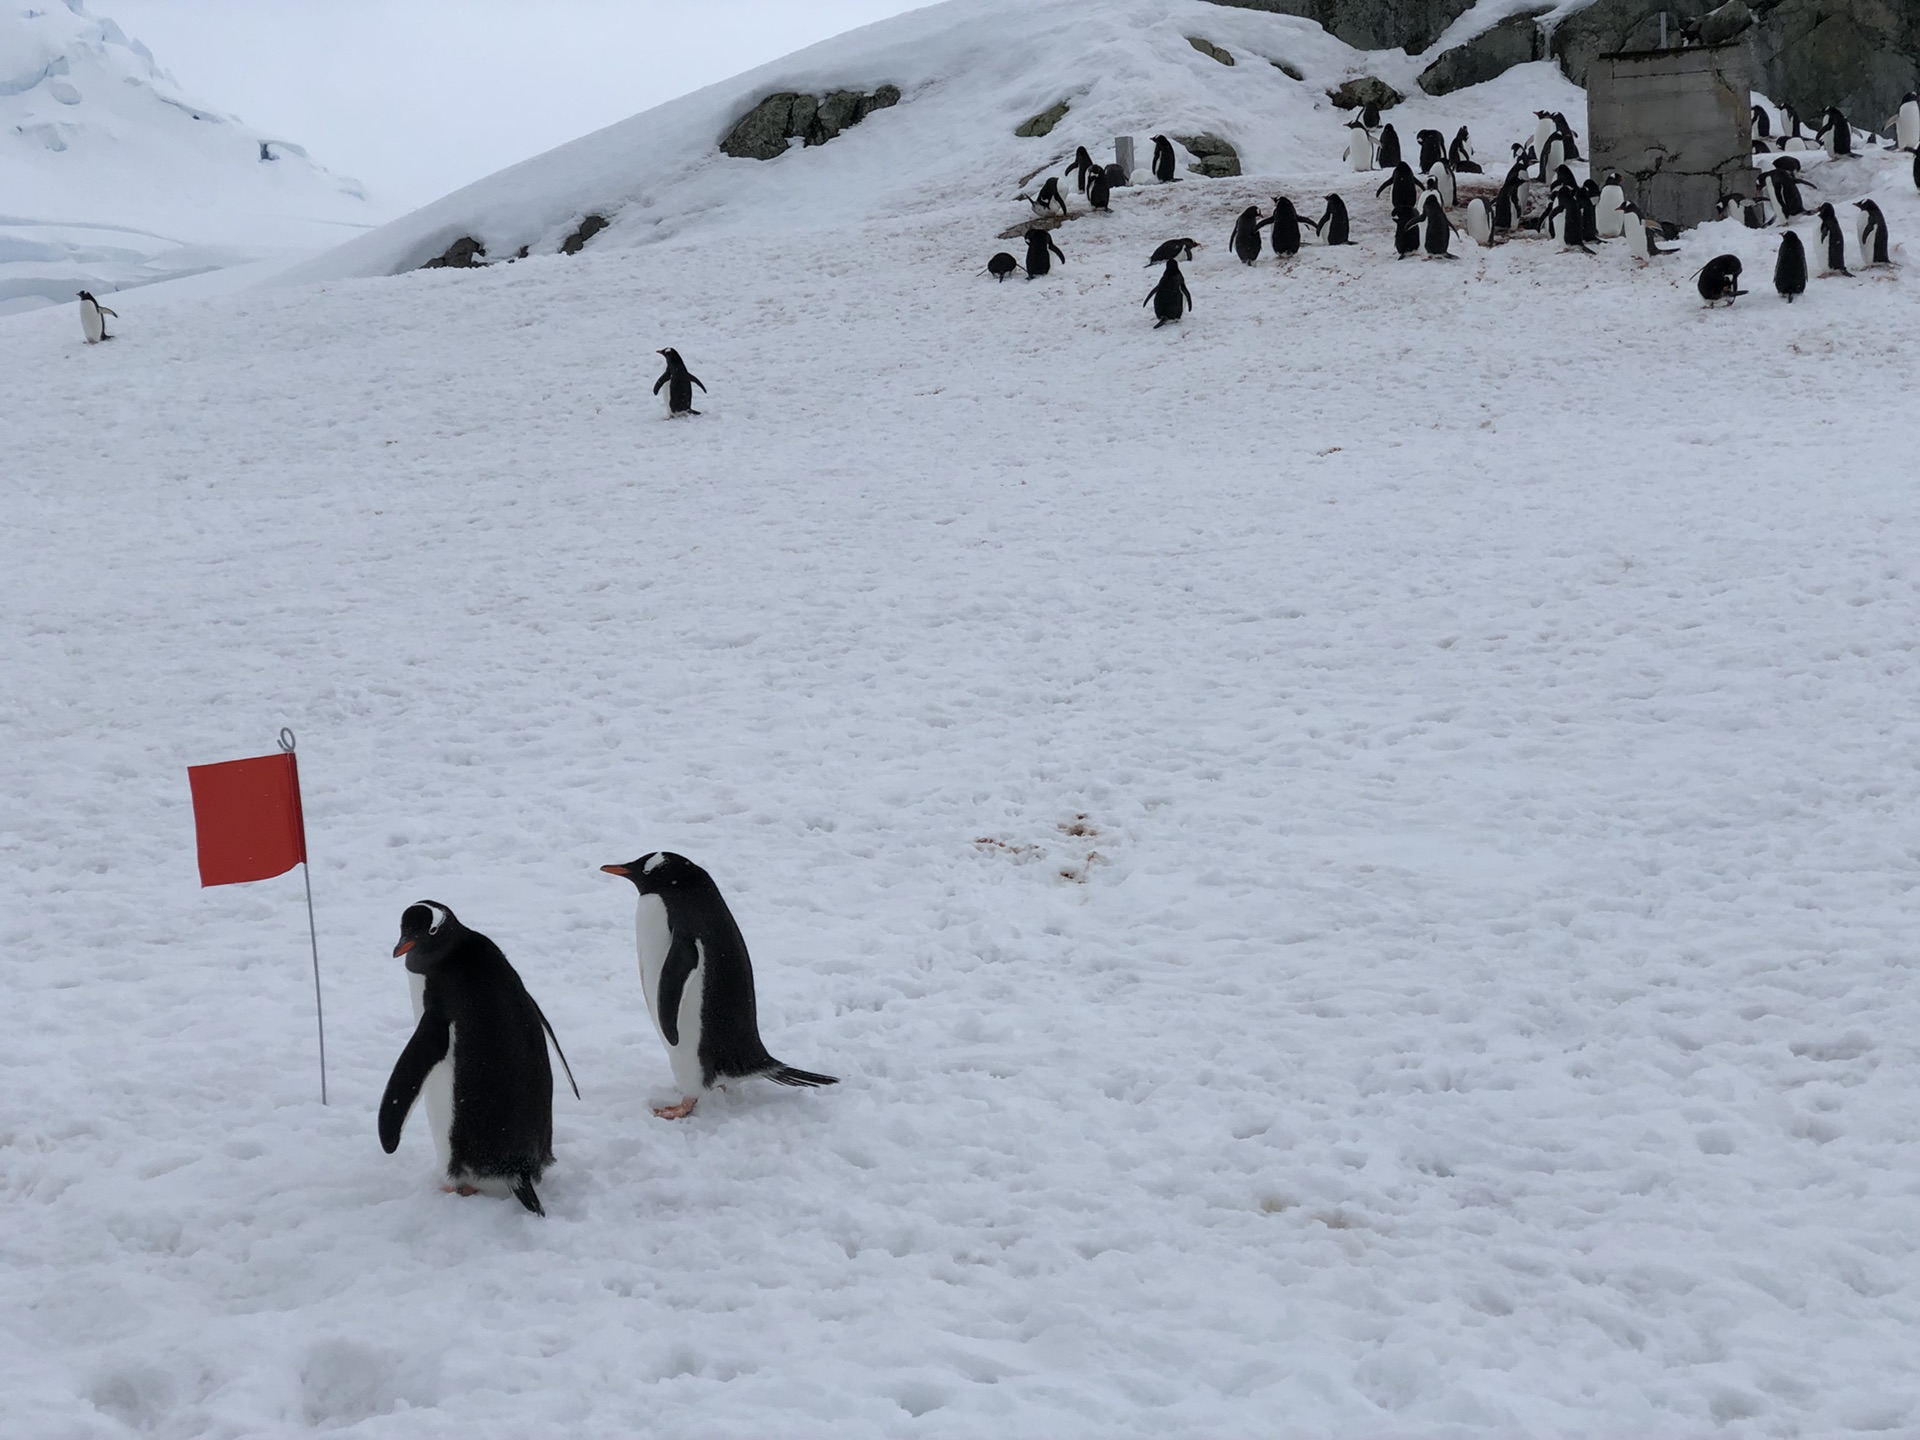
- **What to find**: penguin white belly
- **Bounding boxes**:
[81,304,103,344]
[1899,104,1918,152]
[634,896,707,1097]
[670,941,707,1097]
[410,972,455,1175]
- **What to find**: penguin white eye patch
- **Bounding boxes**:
[415,902,447,933]
[642,853,668,874]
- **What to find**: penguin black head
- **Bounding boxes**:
[77,290,95,303]
[601,851,707,898]
[657,347,682,365]
[394,901,462,972]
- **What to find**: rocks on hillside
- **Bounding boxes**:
[1327,76,1405,110]
[1174,132,1242,177]
[1203,0,1475,55]
[720,85,901,160]
[560,215,608,255]
[1186,35,1236,64]
[1015,100,1070,137]
[421,236,485,269]
[1418,6,1551,95]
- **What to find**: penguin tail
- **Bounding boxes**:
[511,1173,545,1216]
[765,1065,839,1089]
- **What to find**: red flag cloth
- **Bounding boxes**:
[188,751,308,887]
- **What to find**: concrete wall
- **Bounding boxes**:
[1588,42,1753,231]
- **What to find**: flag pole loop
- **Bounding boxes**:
[278,728,297,754]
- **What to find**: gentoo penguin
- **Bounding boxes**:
[1393,207,1421,258]
[1594,172,1626,238]
[1817,107,1852,157]
[1019,177,1068,217]
[1266,196,1303,257]
[1547,195,1593,254]
[1150,134,1177,183]
[1695,254,1746,306]
[1068,145,1096,191]
[1146,237,1200,264]
[1766,159,1814,218]
[1420,193,1456,257]
[1087,164,1112,212]
[1490,170,1522,235]
[1501,155,1532,216]
[1751,103,1772,142]
[1531,111,1556,159]
[1023,226,1065,277]
[1377,161,1419,215]
[1773,230,1807,301]
[653,348,706,416]
[1552,112,1581,161]
[1343,120,1374,171]
[1426,160,1456,209]
[1816,202,1850,273]
[1464,196,1493,247]
[1619,201,1668,263]
[1230,205,1264,265]
[601,853,837,1118]
[1312,194,1352,245]
[1376,122,1402,171]
[1360,102,1381,133]
[77,290,117,344]
[1854,199,1891,265]
[1894,93,1920,153]
[1416,128,1445,172]
[1448,125,1482,173]
[1914,147,1919,191]
[980,251,1023,281]
[379,902,579,1215]
[1143,257,1193,328]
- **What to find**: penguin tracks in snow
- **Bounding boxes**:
[973,814,1109,883]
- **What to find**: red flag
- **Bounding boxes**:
[188,750,308,887]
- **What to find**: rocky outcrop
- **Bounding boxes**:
[1015,100,1070,137]
[1187,35,1236,65]
[1327,76,1405,110]
[719,85,901,160]
[1174,132,1242,177]
[560,215,607,255]
[1418,6,1551,94]
[420,236,485,269]
[1203,0,1475,54]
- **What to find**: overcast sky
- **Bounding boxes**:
[104,1,932,215]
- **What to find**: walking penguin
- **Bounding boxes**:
[1854,199,1891,265]
[1773,230,1807,301]
[1143,257,1193,328]
[1024,226,1065,277]
[1151,134,1177,183]
[77,290,117,344]
[1816,202,1850,273]
[378,902,579,1216]
[654,348,706,416]
[601,853,838,1119]
[1230,205,1264,265]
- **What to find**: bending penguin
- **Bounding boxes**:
[654,348,706,416]
[77,290,117,344]
[1143,257,1193,328]
[379,902,579,1216]
[602,853,838,1119]
[1696,254,1746,306]
[980,252,1023,281]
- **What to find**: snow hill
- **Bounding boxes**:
[0,0,375,315]
[6,1,1920,1436]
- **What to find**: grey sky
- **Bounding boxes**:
[102,1,932,215]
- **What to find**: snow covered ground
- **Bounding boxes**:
[6,2,1920,1436]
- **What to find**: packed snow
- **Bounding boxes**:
[5,1,1920,1436]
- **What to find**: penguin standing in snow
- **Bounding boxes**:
[1426,160,1456,209]
[1464,196,1493,247]
[1376,122,1402,171]
[1448,126,1481,173]
[980,252,1023,281]
[653,348,706,416]
[1752,103,1772,143]
[1766,158,1814,218]
[1420,192,1456,257]
[1230,205,1265,265]
[1067,145,1096,191]
[1891,93,1919,152]
[1815,203,1850,273]
[77,291,117,344]
[1024,226,1065,277]
[1019,177,1068,217]
[1343,120,1374,171]
[1143,257,1193,327]
[1087,164,1112,212]
[1416,128,1446,172]
[1854,199,1891,265]
[1594,172,1626,238]
[1151,134,1178,183]
[1619,201,1669,263]
[1393,206,1422,258]
[1817,107,1853,157]
[379,902,579,1215]
[1377,161,1420,215]
[1773,231,1808,301]
[601,853,837,1119]
[1266,196,1304,257]
[1696,254,1747,306]
[1311,194,1352,245]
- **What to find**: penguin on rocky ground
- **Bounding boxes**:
[77,290,117,344]
[1817,107,1853,157]
[1311,194,1352,245]
[1344,120,1374,171]
[1420,192,1457,257]
[1464,196,1493,247]
[379,902,579,1216]
[1394,207,1421,258]
[601,853,837,1119]
[1594,172,1626,238]
[1151,134,1178,183]
[1230,205,1265,265]
[1619,201,1669,262]
[980,252,1023,281]
[1266,196,1303,257]
[654,348,706,416]
[1147,237,1200,264]
[1854,199,1891,265]
[1376,122,1402,170]
[1815,202,1850,273]
[1449,126,1481,173]
[1087,164,1112,212]
[1019,176,1068,217]
[1773,230,1807,300]
[1695,254,1747,305]
[1068,145,1096,191]
[1024,226,1065,277]
[1143,257,1193,328]
[1377,161,1420,215]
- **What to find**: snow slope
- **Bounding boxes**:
[0,0,375,314]
[6,1,1920,1436]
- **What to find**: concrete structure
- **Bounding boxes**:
[1587,40,1752,231]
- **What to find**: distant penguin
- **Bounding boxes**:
[379,902,578,1216]
[1146,237,1199,264]
[1143,257,1193,328]
[1818,107,1853,157]
[980,251,1023,281]
[1752,103,1772,141]
[1393,207,1421,258]
[1448,125,1481,173]
[1895,93,1920,152]
[77,290,117,344]
[1696,253,1746,305]
[601,853,837,1119]
[1024,226,1065,277]
[653,348,706,416]
[1230,205,1265,265]
[1816,202,1850,273]
[1464,196,1492,247]
[1376,123,1402,170]
[1151,134,1177,183]
[1420,193,1456,257]
[1266,196,1303,257]
[1313,194,1352,245]
[1416,128,1445,172]
[1855,199,1890,265]
[1426,160,1456,208]
[1344,120,1375,171]
[1068,145,1096,191]
[1377,161,1419,214]
[1087,165,1112,212]
[1773,230,1807,301]
[1594,172,1626,238]
[1619,201,1668,262]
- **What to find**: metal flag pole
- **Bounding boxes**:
[280,728,328,1105]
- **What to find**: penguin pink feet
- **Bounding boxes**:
[652,1097,698,1120]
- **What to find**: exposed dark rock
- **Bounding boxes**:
[1015,99,1070,137]
[1203,0,1476,54]
[1174,132,1241,177]
[1697,0,1753,46]
[420,236,486,270]
[1418,7,1551,95]
[1187,35,1236,65]
[1271,59,1306,80]
[720,84,901,159]
[560,215,608,255]
[1328,76,1405,110]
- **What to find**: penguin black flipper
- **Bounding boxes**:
[689,373,706,394]
[510,1172,545,1216]
[655,928,700,1047]
[379,1008,451,1154]
[765,1066,839,1088]
[532,1000,581,1099]
[651,370,668,395]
